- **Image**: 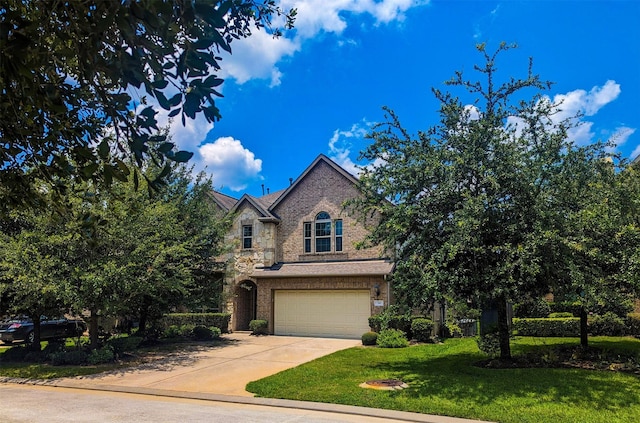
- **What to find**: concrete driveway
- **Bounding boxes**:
[57,332,360,397]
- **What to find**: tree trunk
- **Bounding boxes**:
[29,316,42,351]
[579,306,589,348]
[89,308,99,350]
[496,295,511,360]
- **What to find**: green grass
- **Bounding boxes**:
[247,337,640,423]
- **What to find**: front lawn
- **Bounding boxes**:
[246,337,640,423]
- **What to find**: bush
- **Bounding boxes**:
[376,329,409,348]
[88,346,115,365]
[106,336,143,355]
[361,331,378,346]
[512,317,580,337]
[548,301,582,317]
[249,319,268,335]
[514,298,551,318]
[0,346,31,362]
[368,311,414,337]
[162,313,231,333]
[549,312,574,318]
[589,312,626,336]
[476,332,500,357]
[626,313,640,336]
[50,349,88,366]
[162,324,195,339]
[192,325,214,341]
[411,318,435,342]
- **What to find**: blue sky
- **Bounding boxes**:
[161,0,640,197]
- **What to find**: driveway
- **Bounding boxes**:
[56,332,360,397]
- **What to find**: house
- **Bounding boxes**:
[212,154,394,338]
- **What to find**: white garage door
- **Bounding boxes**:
[274,290,371,338]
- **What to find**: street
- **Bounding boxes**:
[0,385,399,423]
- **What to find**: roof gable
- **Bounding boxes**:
[269,154,359,211]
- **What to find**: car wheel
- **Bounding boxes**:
[26,331,35,345]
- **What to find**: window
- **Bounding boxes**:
[242,225,253,249]
[335,219,343,252]
[303,222,312,253]
[302,212,344,254]
[315,212,332,252]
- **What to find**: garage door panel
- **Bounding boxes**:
[274,290,371,338]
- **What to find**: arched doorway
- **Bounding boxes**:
[235,280,257,331]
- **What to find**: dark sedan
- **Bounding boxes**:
[0,316,86,344]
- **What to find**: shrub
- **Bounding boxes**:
[476,332,500,357]
[249,319,268,335]
[376,329,409,348]
[50,349,88,366]
[209,326,222,339]
[162,313,231,333]
[589,312,626,336]
[361,331,378,346]
[88,346,115,365]
[106,336,143,356]
[512,317,580,337]
[548,301,582,316]
[163,324,195,339]
[626,313,640,336]
[411,318,435,342]
[368,310,414,337]
[0,346,31,362]
[514,298,551,318]
[549,312,574,318]
[106,336,143,355]
[192,325,214,340]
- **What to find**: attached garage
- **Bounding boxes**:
[249,259,395,338]
[274,289,371,338]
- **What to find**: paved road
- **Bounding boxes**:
[0,385,405,423]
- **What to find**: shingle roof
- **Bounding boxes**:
[211,191,238,211]
[251,259,394,278]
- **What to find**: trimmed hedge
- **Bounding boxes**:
[162,313,230,333]
[249,319,268,335]
[512,317,580,337]
[361,331,378,346]
[626,313,640,336]
[589,312,626,336]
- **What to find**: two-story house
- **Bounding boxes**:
[212,154,394,338]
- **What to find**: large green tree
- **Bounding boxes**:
[0,0,294,211]
[351,43,617,360]
[0,160,231,349]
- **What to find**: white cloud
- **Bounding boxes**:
[220,0,428,86]
[631,144,640,161]
[548,80,621,144]
[608,126,636,149]
[198,137,263,191]
[328,121,371,176]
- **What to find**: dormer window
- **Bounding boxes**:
[303,212,343,254]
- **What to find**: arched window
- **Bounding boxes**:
[303,212,343,254]
[315,212,332,252]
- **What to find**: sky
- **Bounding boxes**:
[160,0,640,198]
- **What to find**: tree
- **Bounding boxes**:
[0,159,231,349]
[0,208,76,349]
[351,43,615,360]
[549,155,640,347]
[0,1,295,211]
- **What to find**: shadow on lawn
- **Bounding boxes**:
[376,350,639,412]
